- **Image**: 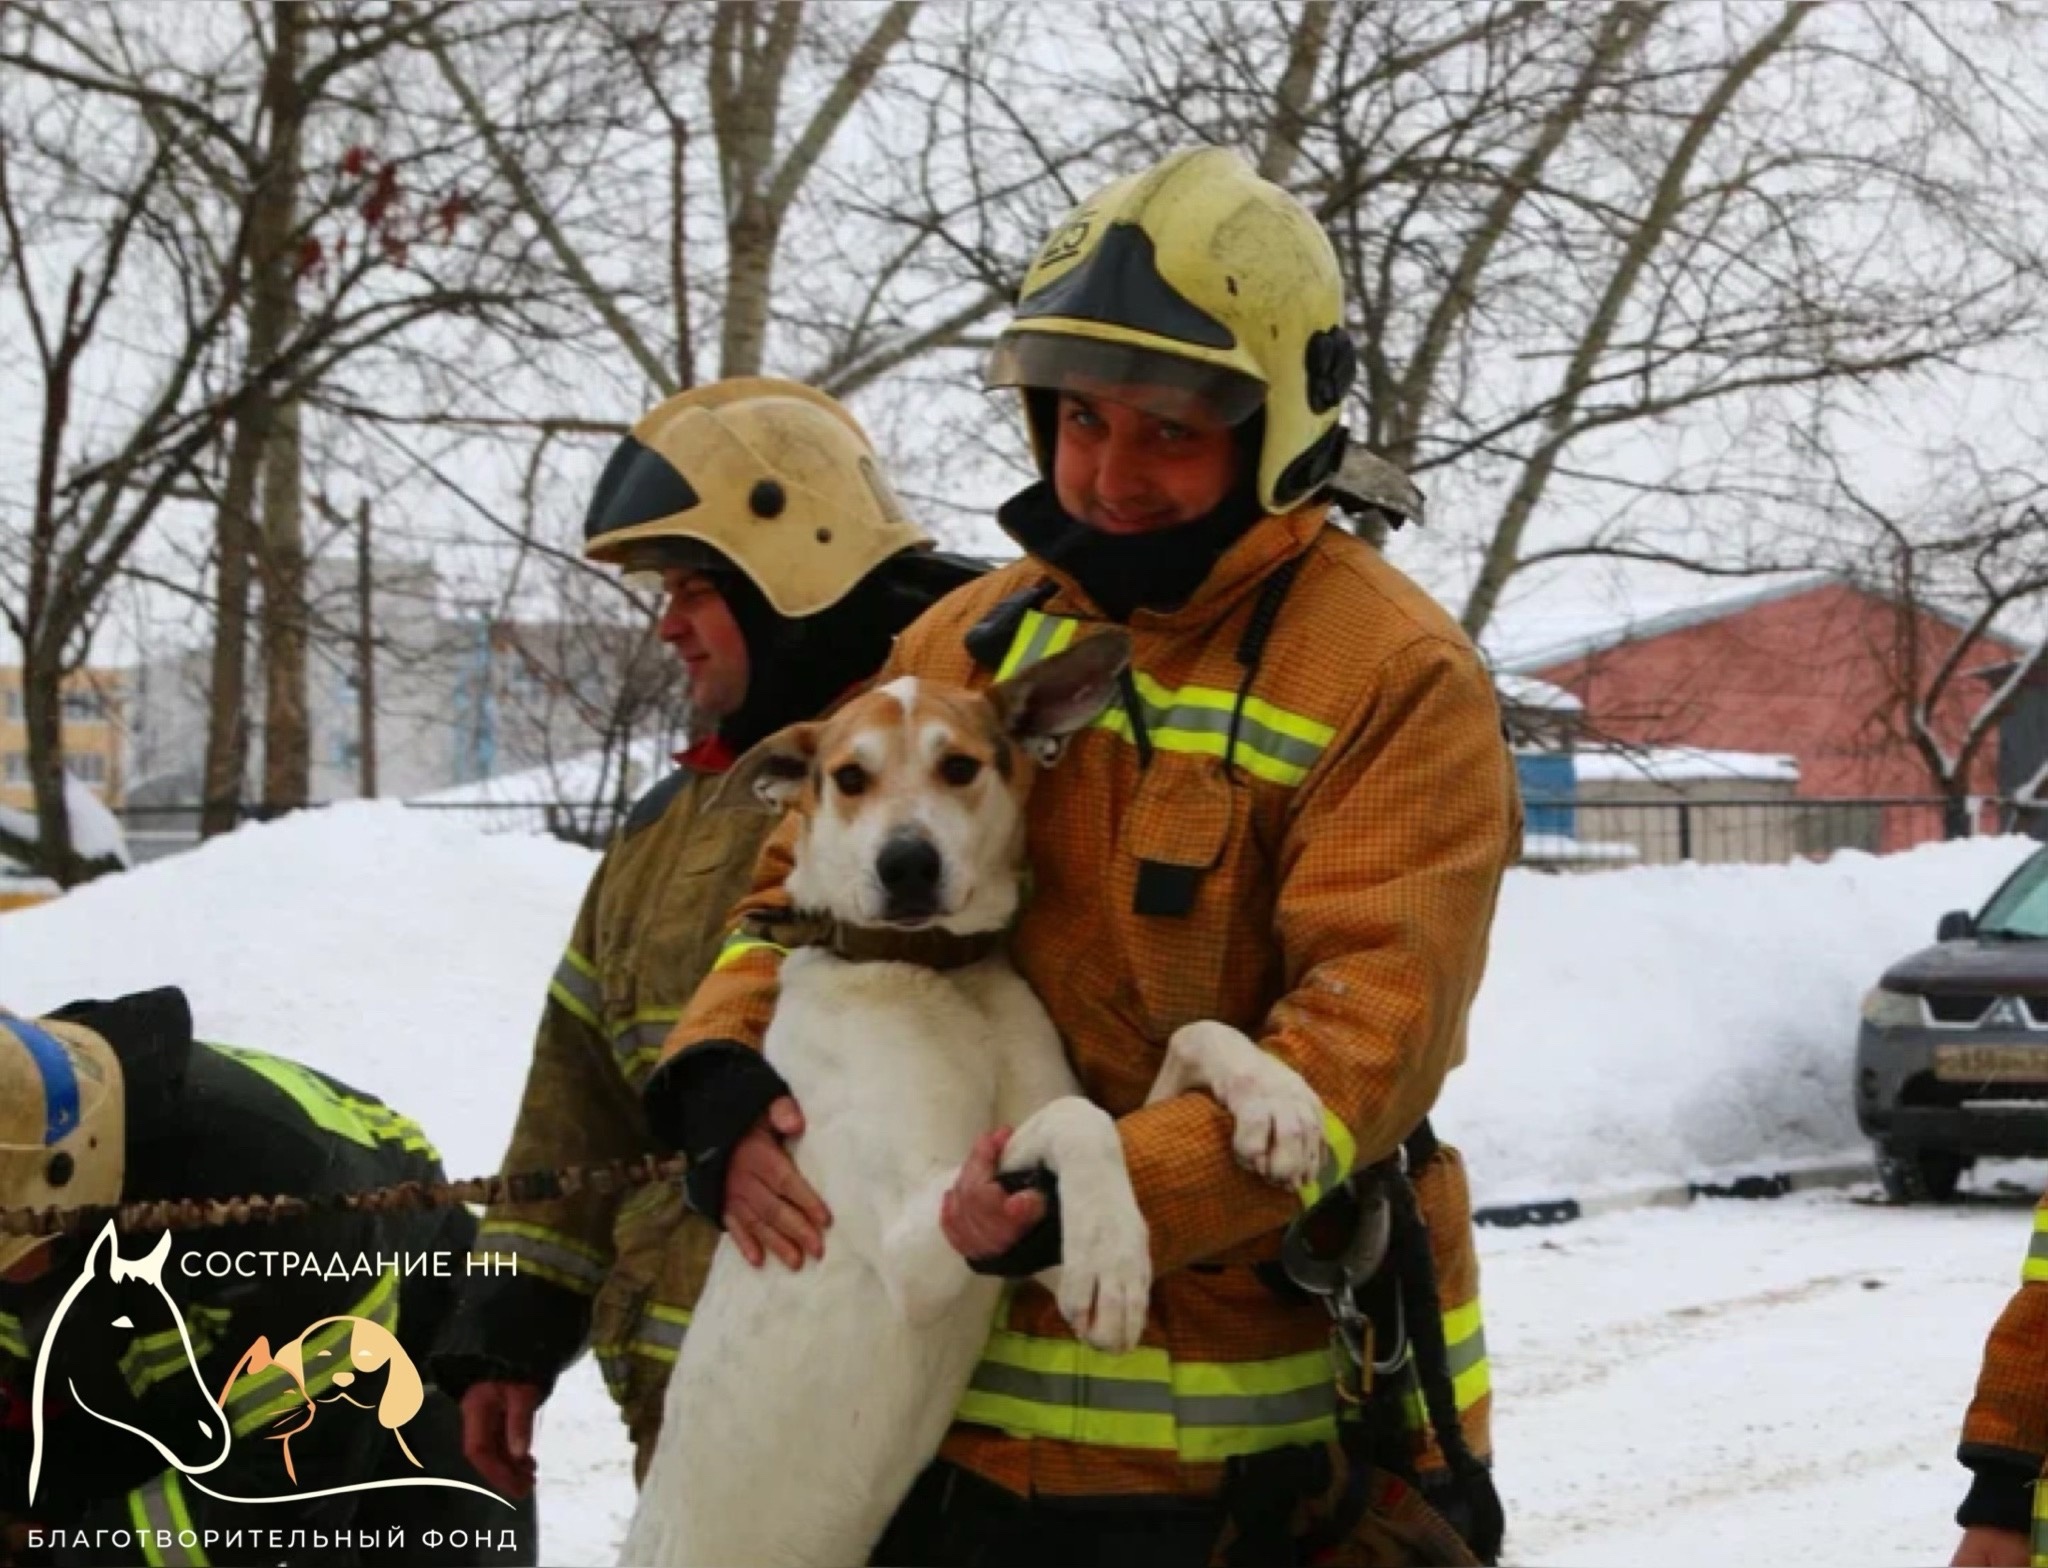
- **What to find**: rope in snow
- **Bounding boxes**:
[0,1154,686,1238]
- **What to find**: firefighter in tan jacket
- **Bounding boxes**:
[1953,1184,2048,1567]
[427,379,979,1496]
[643,150,1522,1566]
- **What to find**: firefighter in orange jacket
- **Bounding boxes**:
[643,147,1522,1566]
[1952,1184,2048,1568]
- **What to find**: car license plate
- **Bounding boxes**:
[1935,1044,2048,1083]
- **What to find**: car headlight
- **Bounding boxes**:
[1860,987,1924,1029]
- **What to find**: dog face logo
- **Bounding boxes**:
[218,1313,426,1483]
[30,1220,508,1510]
[718,632,1132,937]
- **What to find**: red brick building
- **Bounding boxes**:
[1507,576,2025,846]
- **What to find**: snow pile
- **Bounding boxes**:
[0,776,132,868]
[0,801,596,1177]
[1573,745,1800,785]
[409,740,675,837]
[3,808,2035,1209]
[1439,834,2039,1205]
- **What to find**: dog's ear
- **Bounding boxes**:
[988,631,1132,757]
[711,723,819,813]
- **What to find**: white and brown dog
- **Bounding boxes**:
[622,631,1327,1568]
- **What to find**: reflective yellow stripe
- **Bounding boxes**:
[474,1220,610,1293]
[1299,1108,1359,1211]
[1395,1299,1491,1432]
[998,614,1333,786]
[612,1008,682,1083]
[995,610,1078,681]
[128,1471,207,1566]
[714,930,788,973]
[2030,1475,2046,1568]
[2025,1207,2048,1284]
[1443,1299,1490,1412]
[549,948,604,1031]
[120,1305,231,1396]
[594,1305,693,1399]
[225,1273,399,1439]
[208,1044,379,1151]
[955,1329,1338,1461]
[0,1310,26,1359]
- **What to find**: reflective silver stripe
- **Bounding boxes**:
[473,1224,610,1293]
[1446,1322,1488,1382]
[965,1360,1336,1432]
[969,1360,1173,1416]
[999,613,1332,785]
[635,1310,689,1352]
[997,611,1067,680]
[611,1017,677,1083]
[1175,1383,1338,1429]
[549,950,604,1029]
[1118,683,1326,775]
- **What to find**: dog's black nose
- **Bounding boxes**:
[876,834,943,916]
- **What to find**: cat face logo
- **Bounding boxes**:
[219,1313,426,1484]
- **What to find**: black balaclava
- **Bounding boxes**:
[712,549,982,753]
[1000,397,1269,622]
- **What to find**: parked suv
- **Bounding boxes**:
[1856,845,2048,1201]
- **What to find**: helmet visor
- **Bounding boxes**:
[610,537,740,585]
[986,331,1266,429]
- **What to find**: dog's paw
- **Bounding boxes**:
[1218,1059,1326,1190]
[1048,1183,1151,1355]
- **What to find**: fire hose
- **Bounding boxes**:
[0,1154,685,1238]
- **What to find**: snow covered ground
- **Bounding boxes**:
[1489,1177,2043,1565]
[1,805,2043,1564]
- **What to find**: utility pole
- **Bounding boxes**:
[356,498,378,797]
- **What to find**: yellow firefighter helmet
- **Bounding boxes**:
[582,377,932,619]
[987,146,1358,515]
[0,1011,124,1274]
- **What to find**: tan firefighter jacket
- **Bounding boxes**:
[431,754,773,1445]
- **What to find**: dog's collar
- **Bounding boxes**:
[744,909,1006,972]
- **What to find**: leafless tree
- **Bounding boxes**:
[1823,455,2048,837]
[1102,2,2048,634]
[0,1,535,871]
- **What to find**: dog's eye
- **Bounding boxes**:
[939,754,981,787]
[831,764,868,797]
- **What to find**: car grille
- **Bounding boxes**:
[1926,993,1995,1024]
[1919,993,2048,1028]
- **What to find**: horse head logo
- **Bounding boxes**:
[30,1220,231,1504]
[29,1220,508,1513]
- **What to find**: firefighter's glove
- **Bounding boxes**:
[641,1041,792,1223]
[967,1168,1063,1278]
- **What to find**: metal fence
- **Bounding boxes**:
[1521,795,2043,871]
[105,794,2048,871]
[115,799,629,861]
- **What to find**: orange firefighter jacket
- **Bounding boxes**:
[662,502,1522,1499]
[1959,1183,2048,1559]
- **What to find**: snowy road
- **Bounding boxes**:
[1487,1177,2041,1566]
[532,1178,2044,1567]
